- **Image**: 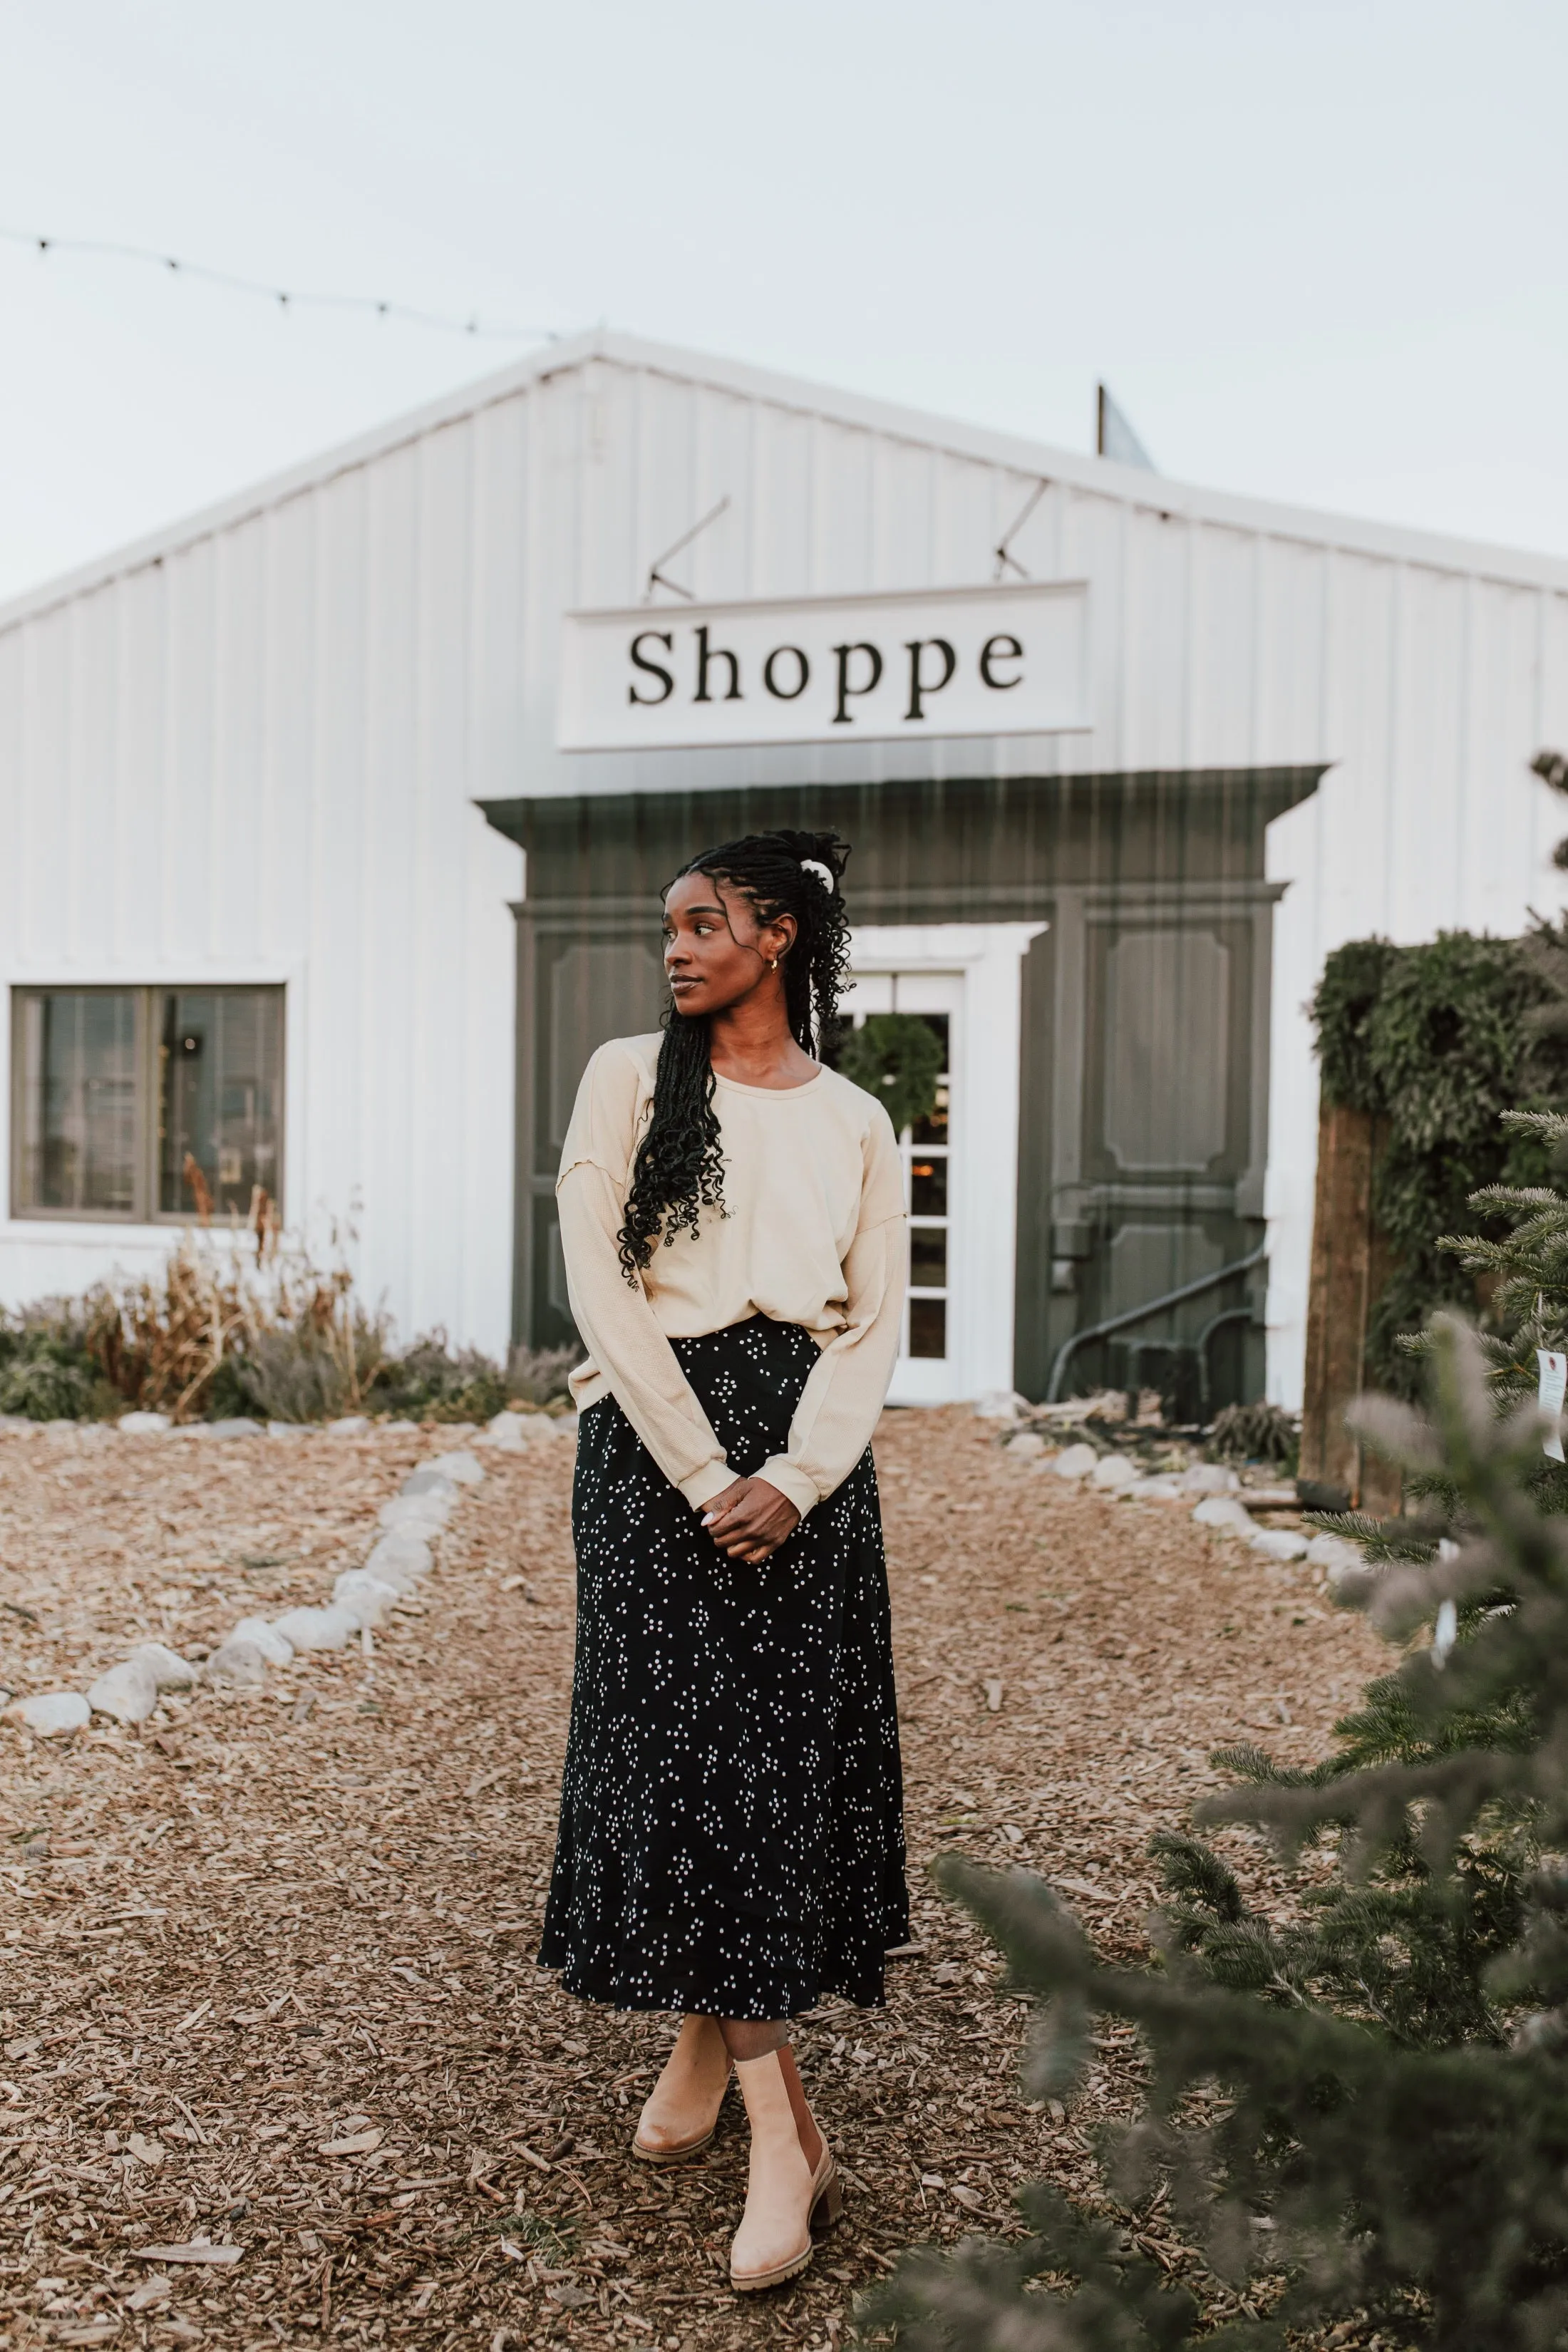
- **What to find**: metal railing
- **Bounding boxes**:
[1044,1242,1267,1404]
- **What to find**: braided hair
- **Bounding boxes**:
[616,828,852,1277]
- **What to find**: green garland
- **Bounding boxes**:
[837,1012,944,1137]
[1310,924,1568,1396]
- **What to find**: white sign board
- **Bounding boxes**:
[557,581,1090,753]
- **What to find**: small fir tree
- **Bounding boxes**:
[867,1316,1568,2351]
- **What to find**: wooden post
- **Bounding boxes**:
[1299,1097,1403,1513]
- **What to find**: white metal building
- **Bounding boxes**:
[2,329,1565,1409]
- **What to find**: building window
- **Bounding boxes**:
[11,986,284,1224]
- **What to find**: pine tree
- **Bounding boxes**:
[867,1318,1568,2351]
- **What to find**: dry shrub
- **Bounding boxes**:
[88,1234,388,1423]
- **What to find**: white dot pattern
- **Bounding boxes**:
[539,1316,909,2020]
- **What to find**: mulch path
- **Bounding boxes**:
[0,1408,1384,2351]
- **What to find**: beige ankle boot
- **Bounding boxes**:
[632,2015,732,2164]
[730,2048,841,2291]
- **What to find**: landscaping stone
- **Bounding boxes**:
[227,1618,294,1666]
[118,1412,171,1435]
[87,1659,160,1724]
[1091,1453,1137,1490]
[204,1638,269,1688]
[1182,1463,1239,1494]
[326,1417,369,1437]
[9,1691,91,1735]
[1306,1533,1363,1573]
[1004,1431,1046,1459]
[1050,1443,1099,1481]
[364,1535,430,1589]
[425,1450,483,1486]
[331,1571,401,1629]
[480,1409,571,1450]
[205,1418,264,1440]
[127,1642,198,1691]
[1252,1527,1309,1562]
[401,1467,460,1499]
[1192,1495,1256,1534]
[379,1492,450,1532]
[267,1422,307,1440]
[1119,1477,1185,1501]
[270,1604,358,1652]
[86,1656,160,1731]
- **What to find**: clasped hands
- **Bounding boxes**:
[701,1475,800,1567]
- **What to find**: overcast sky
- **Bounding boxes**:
[1,0,1564,603]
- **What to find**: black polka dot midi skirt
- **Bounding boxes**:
[539,1315,909,2021]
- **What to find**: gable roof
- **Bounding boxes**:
[6,326,1568,634]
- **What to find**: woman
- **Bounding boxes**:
[540,827,909,2292]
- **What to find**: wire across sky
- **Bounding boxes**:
[0,225,557,342]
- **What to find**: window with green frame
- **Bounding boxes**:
[10,986,284,1223]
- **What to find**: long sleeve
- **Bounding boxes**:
[755,1113,907,1517]
[556,1043,736,1510]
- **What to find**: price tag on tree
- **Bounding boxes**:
[1538,1349,1567,1463]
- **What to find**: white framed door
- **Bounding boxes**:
[847,922,1047,1408]
[846,970,961,1405]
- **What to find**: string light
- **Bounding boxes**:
[0,225,557,343]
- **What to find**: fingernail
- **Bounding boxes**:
[701,1513,716,1525]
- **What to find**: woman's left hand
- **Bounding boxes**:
[701,1477,801,1566]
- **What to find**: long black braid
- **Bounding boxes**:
[616,828,852,1278]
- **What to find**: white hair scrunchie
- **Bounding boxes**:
[799,857,835,890]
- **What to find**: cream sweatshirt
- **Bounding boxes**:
[556,1033,908,1519]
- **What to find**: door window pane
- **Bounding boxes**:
[158,990,284,1218]
[910,1226,948,1285]
[14,991,140,1213]
[909,1298,947,1358]
[910,1157,948,1217]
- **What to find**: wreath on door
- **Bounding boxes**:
[837,1012,944,1137]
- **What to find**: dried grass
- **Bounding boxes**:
[87,1237,386,1423]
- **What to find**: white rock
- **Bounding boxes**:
[1120,1476,1185,1501]
[478,1410,533,1452]
[425,1449,483,1486]
[1182,1463,1240,1494]
[401,1466,460,1500]
[973,1388,1024,1421]
[379,1492,451,1532]
[1091,1453,1137,1490]
[118,1411,171,1436]
[227,1617,295,1666]
[332,1570,401,1629]
[88,1659,160,1725]
[127,1641,198,1691]
[1251,1527,1309,1562]
[1193,1495,1255,1534]
[267,1421,307,1441]
[271,1604,358,1652]
[363,1536,430,1591]
[1051,1443,1099,1481]
[204,1638,269,1688]
[9,1689,92,1734]
[206,1418,263,1439]
[1004,1431,1046,1459]
[1306,1533,1363,1573]
[326,1416,370,1437]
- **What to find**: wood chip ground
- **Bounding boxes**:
[0,1409,1383,2350]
